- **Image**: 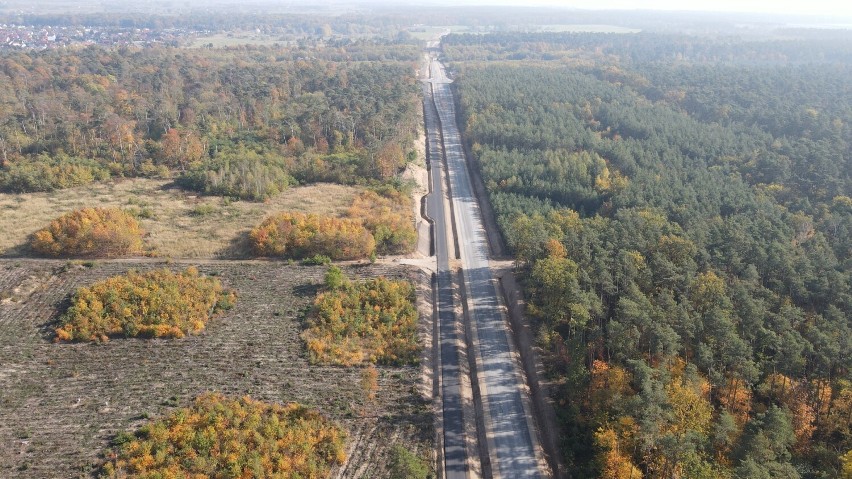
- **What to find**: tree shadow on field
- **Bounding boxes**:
[0,240,35,258]
[158,180,193,195]
[218,229,253,259]
[37,292,73,341]
[293,282,320,299]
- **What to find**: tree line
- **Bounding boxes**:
[447,32,852,478]
[443,31,852,64]
[0,44,421,197]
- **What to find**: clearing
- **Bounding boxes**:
[0,259,433,478]
[0,179,361,259]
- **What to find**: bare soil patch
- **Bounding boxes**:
[0,179,361,259]
[0,259,432,478]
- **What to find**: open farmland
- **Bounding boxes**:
[0,259,432,478]
[0,179,361,259]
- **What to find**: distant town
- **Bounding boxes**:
[0,24,199,49]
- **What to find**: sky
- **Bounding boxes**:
[444,0,852,18]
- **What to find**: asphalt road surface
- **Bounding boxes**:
[429,58,543,479]
[432,62,541,479]
[424,73,469,479]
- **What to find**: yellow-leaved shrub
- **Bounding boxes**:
[250,211,375,260]
[347,189,416,255]
[30,207,144,257]
[302,275,418,366]
[55,267,235,342]
[101,393,346,478]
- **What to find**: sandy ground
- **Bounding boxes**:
[401,128,432,259]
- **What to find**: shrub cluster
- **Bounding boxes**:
[389,444,432,479]
[177,148,294,201]
[250,212,375,260]
[0,154,111,193]
[302,271,418,366]
[55,267,235,342]
[101,393,346,478]
[289,151,368,184]
[30,207,144,258]
[348,188,416,255]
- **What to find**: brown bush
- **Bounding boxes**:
[30,207,144,257]
[250,211,375,260]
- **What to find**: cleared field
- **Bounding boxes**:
[0,179,361,259]
[534,24,641,33]
[0,259,432,478]
[407,25,472,41]
[188,33,293,48]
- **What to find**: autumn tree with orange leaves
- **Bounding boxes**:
[347,188,416,255]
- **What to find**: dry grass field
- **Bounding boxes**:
[0,179,361,259]
[188,33,293,48]
[0,259,433,478]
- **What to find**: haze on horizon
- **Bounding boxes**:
[6,0,852,19]
[426,0,852,18]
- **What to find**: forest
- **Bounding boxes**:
[0,43,421,199]
[443,31,852,64]
[446,31,852,478]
